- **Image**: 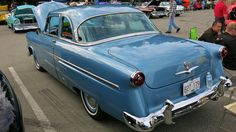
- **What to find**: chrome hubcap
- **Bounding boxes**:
[84,93,97,113]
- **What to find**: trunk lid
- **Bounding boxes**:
[104,34,211,89]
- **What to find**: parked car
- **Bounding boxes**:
[225,3,236,25]
[6,5,38,32]
[206,0,215,9]
[0,70,24,132]
[38,0,68,5]
[27,2,228,132]
[133,0,167,18]
[0,5,9,23]
[159,1,184,16]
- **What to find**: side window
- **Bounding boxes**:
[61,17,73,40]
[49,17,60,36]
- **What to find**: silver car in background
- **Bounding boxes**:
[159,1,184,16]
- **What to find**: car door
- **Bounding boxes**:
[53,16,78,88]
[37,15,59,78]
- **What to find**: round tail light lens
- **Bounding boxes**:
[219,47,228,58]
[130,71,145,87]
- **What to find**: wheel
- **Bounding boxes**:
[33,55,45,72]
[11,24,17,33]
[175,14,180,17]
[13,27,17,33]
[80,90,106,120]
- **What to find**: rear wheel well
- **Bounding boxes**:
[28,47,33,56]
[72,87,80,95]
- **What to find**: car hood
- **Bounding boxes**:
[159,5,184,10]
[94,34,211,89]
[148,0,161,6]
[228,4,236,13]
[33,1,68,31]
[136,0,161,7]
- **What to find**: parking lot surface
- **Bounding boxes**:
[0,9,235,132]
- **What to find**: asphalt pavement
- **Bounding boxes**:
[0,9,235,132]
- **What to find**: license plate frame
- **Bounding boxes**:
[183,77,200,96]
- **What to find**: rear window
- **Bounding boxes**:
[78,13,158,42]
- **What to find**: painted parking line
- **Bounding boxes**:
[8,67,57,132]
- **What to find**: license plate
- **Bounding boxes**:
[183,77,200,96]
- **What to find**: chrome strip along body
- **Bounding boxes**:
[54,55,120,89]
[123,77,229,132]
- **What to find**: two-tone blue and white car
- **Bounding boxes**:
[6,5,38,32]
[26,2,229,131]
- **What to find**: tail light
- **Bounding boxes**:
[219,47,228,58]
[130,71,145,87]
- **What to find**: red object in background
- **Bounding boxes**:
[214,0,227,17]
[195,2,202,9]
[183,0,190,9]
[225,4,236,25]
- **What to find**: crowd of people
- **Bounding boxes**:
[198,0,236,75]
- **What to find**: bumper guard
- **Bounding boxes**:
[123,76,231,132]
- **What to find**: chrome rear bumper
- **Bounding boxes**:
[123,76,230,132]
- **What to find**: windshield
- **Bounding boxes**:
[160,2,170,6]
[15,8,33,16]
[78,13,158,42]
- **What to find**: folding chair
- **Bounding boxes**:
[189,27,199,40]
[216,82,236,132]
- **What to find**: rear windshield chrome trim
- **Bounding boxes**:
[78,31,160,46]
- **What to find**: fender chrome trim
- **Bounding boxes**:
[55,55,119,89]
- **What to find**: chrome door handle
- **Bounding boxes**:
[52,40,56,43]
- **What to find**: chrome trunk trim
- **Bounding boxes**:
[175,66,199,75]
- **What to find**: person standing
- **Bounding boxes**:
[198,20,222,43]
[166,0,181,33]
[214,0,228,30]
[201,0,206,10]
[216,22,236,73]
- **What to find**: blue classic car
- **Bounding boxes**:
[26,2,229,131]
[6,5,38,32]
